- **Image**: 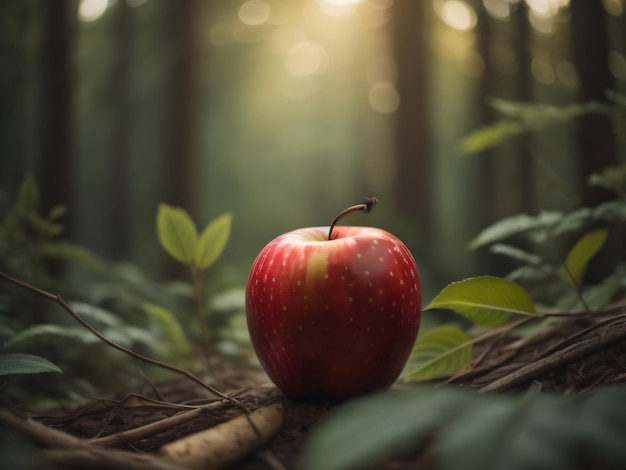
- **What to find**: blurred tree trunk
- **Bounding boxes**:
[167,0,199,211]
[390,1,431,237]
[110,1,132,258]
[41,1,76,213]
[510,1,533,212]
[570,0,617,206]
[474,5,497,227]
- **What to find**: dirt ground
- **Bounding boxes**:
[5,313,626,470]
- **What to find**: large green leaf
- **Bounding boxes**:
[469,212,562,250]
[14,173,39,216]
[301,385,626,470]
[156,204,199,265]
[425,276,536,326]
[5,325,99,348]
[40,241,103,269]
[559,228,609,289]
[0,353,62,376]
[195,212,232,271]
[404,325,472,382]
[142,302,190,355]
[300,387,473,470]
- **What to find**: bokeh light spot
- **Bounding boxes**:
[78,0,109,22]
[435,0,477,32]
[239,0,271,26]
[368,83,400,114]
[285,42,328,77]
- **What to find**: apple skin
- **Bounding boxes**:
[245,225,422,401]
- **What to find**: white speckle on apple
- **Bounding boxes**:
[379,257,384,262]
[365,270,370,276]
[357,253,362,259]
[282,305,287,311]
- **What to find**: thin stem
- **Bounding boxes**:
[328,197,378,240]
[191,267,212,366]
[0,270,243,409]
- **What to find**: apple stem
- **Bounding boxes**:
[328,197,378,240]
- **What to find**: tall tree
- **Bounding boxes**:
[167,0,199,211]
[390,1,431,238]
[41,1,76,212]
[570,0,617,206]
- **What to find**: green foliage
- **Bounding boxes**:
[461,98,613,154]
[142,302,191,356]
[301,385,626,470]
[558,229,609,289]
[156,204,199,265]
[0,173,102,286]
[0,353,62,376]
[403,325,472,382]
[195,213,233,271]
[424,276,536,326]
[155,204,234,354]
[156,204,232,271]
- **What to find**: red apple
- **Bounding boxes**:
[246,201,422,401]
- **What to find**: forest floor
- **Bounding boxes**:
[3,313,626,470]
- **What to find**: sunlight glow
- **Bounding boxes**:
[603,0,624,16]
[238,0,271,26]
[285,42,328,77]
[435,0,477,32]
[524,0,570,18]
[318,0,363,5]
[368,83,400,114]
[78,0,109,22]
[483,0,511,19]
[314,0,363,17]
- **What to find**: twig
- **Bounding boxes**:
[0,270,244,410]
[89,404,219,447]
[479,320,626,393]
[43,448,188,470]
[0,408,187,470]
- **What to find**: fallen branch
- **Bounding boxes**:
[90,405,210,447]
[479,320,626,393]
[159,403,284,470]
[0,270,242,408]
[0,408,186,470]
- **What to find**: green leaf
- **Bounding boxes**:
[47,204,68,221]
[0,353,62,376]
[404,325,472,382]
[156,204,199,265]
[68,301,122,328]
[461,120,522,154]
[558,229,609,289]
[14,173,39,216]
[195,213,232,271]
[5,325,99,349]
[301,385,626,470]
[39,241,103,269]
[142,302,190,356]
[589,164,626,199]
[300,387,473,470]
[469,212,562,250]
[438,393,578,470]
[489,244,542,265]
[425,276,536,326]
